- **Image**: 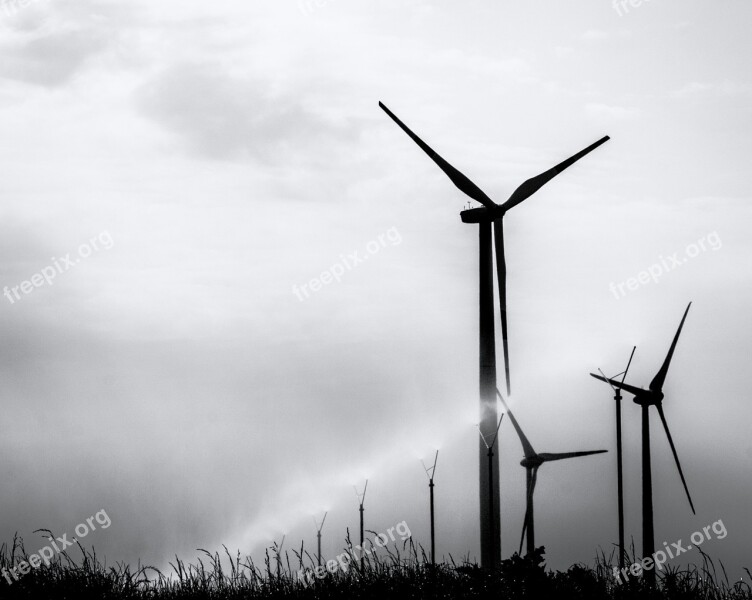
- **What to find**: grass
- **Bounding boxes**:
[0,530,749,599]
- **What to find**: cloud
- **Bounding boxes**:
[585,102,640,120]
[0,28,107,87]
[135,62,356,162]
[671,81,752,99]
[0,0,135,87]
[581,29,609,42]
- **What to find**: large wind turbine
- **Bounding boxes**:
[591,303,695,585]
[497,389,607,556]
[379,100,609,566]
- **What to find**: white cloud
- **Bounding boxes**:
[671,80,752,99]
[585,102,640,119]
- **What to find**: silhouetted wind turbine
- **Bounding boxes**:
[354,480,368,566]
[313,512,327,568]
[420,451,439,565]
[379,100,608,566]
[477,415,503,564]
[591,303,695,586]
[497,389,607,556]
[595,346,636,573]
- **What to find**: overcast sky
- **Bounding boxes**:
[0,0,750,579]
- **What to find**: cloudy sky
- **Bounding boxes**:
[0,0,750,579]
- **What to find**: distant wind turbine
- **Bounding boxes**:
[313,512,327,568]
[595,345,636,572]
[497,389,607,556]
[379,100,609,566]
[354,480,368,567]
[477,415,504,563]
[591,303,695,586]
[420,451,439,565]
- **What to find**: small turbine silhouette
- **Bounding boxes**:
[497,389,607,556]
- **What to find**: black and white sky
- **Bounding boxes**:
[0,0,750,578]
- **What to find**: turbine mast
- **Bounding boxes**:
[478,220,501,567]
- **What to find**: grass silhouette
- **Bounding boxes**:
[0,530,749,599]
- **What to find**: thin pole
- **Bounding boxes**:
[599,346,634,573]
[616,391,625,572]
[487,445,495,562]
[315,511,327,568]
[429,477,435,565]
[642,403,655,586]
[526,469,535,556]
[317,530,322,567]
[422,450,439,566]
[478,414,503,566]
[355,480,368,568]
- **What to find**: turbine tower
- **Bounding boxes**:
[314,512,327,568]
[477,415,503,564]
[379,100,609,566]
[497,389,607,556]
[591,303,695,586]
[354,480,368,567]
[595,346,636,572]
[420,451,439,565]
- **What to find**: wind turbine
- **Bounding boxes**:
[313,512,328,568]
[379,101,608,566]
[354,480,368,566]
[591,303,695,585]
[420,451,439,565]
[477,415,504,564]
[595,346,636,573]
[497,388,607,556]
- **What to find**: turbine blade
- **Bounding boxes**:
[500,135,610,212]
[378,102,496,209]
[590,373,646,398]
[519,507,527,556]
[539,450,608,462]
[497,389,536,459]
[621,346,637,385]
[494,220,510,395]
[650,303,692,392]
[655,404,696,514]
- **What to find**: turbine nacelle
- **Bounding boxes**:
[632,391,663,406]
[520,456,544,468]
[460,206,505,223]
